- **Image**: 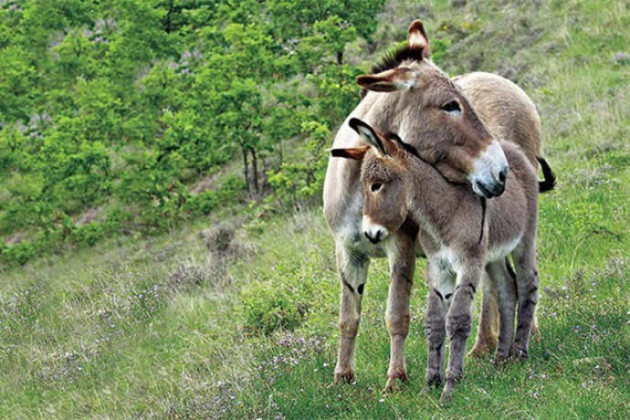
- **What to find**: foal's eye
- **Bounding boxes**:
[370,183,383,192]
[441,100,462,116]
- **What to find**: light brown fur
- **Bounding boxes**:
[338,119,542,403]
[323,20,542,391]
[455,72,542,168]
[456,72,543,355]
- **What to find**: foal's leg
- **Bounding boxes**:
[383,232,416,392]
[511,242,540,360]
[485,260,517,363]
[441,259,483,404]
[334,243,370,383]
[469,275,500,357]
[423,259,454,392]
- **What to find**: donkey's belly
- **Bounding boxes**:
[486,235,522,263]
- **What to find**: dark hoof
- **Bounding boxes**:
[468,340,497,358]
[492,351,511,367]
[425,371,443,389]
[509,346,529,360]
[439,384,455,406]
[383,369,409,393]
[334,369,355,384]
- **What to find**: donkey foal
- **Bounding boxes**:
[333,118,554,403]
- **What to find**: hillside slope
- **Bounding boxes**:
[1,0,629,418]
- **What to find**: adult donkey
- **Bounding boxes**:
[323,20,542,391]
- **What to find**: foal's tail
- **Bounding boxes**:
[537,157,556,193]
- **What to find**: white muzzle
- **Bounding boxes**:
[362,215,388,244]
[468,140,509,198]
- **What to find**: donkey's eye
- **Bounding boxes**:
[371,183,383,192]
[441,100,462,116]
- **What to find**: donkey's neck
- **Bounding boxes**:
[404,155,479,245]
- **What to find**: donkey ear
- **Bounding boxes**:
[330,146,370,161]
[348,118,387,157]
[356,67,418,92]
[408,20,431,59]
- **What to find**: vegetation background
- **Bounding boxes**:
[0,0,628,417]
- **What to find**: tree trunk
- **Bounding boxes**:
[250,147,259,194]
[336,51,343,65]
[280,143,283,166]
[261,154,270,191]
[242,147,250,194]
[163,0,174,33]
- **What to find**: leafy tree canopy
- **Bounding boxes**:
[0,0,386,266]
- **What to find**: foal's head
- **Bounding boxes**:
[332,118,419,244]
[359,20,508,198]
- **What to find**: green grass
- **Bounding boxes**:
[1,0,630,418]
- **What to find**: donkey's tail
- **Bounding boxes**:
[537,156,556,193]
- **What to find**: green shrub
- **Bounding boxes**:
[0,0,384,265]
[220,175,247,198]
[1,242,34,266]
[240,282,310,336]
[72,222,107,247]
[187,190,221,215]
[186,175,246,215]
[267,121,329,210]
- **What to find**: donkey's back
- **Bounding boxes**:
[455,72,542,167]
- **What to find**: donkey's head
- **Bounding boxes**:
[332,118,417,244]
[358,20,508,198]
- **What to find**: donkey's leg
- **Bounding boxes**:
[441,260,483,404]
[334,243,370,383]
[383,232,416,392]
[469,274,500,357]
[423,259,454,392]
[506,258,540,342]
[511,243,539,360]
[486,260,517,364]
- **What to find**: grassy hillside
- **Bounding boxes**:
[1,0,629,418]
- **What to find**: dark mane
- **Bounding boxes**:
[371,45,425,75]
[360,45,425,100]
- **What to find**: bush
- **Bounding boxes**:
[240,282,310,336]
[186,175,246,215]
[187,190,221,215]
[72,222,108,247]
[267,121,329,210]
[0,0,383,266]
[1,242,35,266]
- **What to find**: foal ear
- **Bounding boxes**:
[407,20,431,59]
[348,118,388,157]
[356,67,418,92]
[330,146,369,161]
